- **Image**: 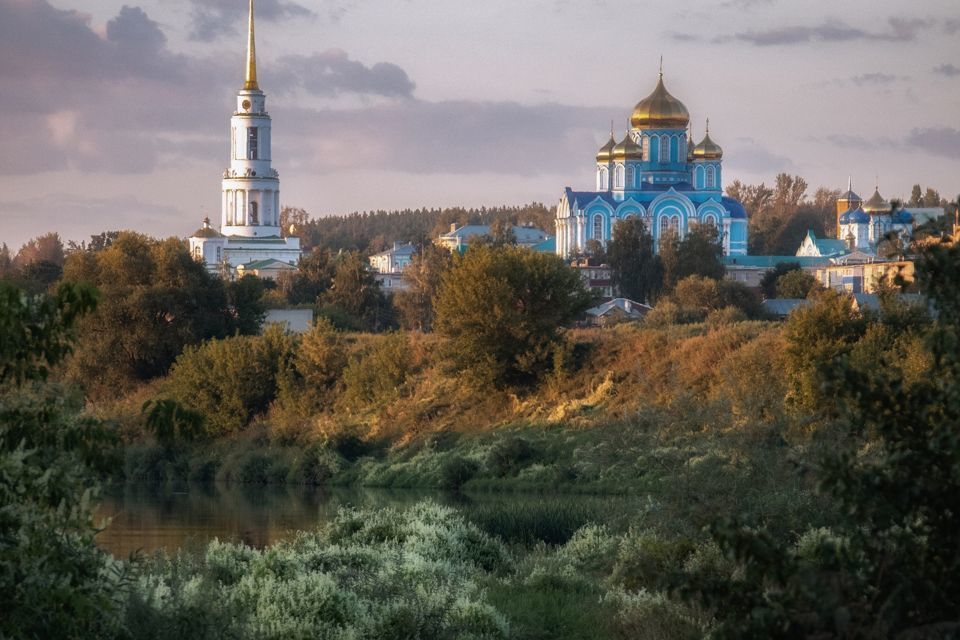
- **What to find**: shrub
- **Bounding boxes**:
[466,500,602,546]
[440,456,480,491]
[487,436,537,477]
[340,331,411,409]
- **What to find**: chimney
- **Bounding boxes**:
[450,223,457,233]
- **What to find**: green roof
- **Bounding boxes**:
[723,255,831,268]
[240,259,296,270]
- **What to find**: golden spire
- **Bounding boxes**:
[244,0,259,90]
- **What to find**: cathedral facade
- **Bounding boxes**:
[555,72,748,258]
[189,0,301,278]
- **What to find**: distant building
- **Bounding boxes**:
[188,1,301,280]
[369,243,416,274]
[761,298,812,319]
[814,259,915,294]
[723,255,831,289]
[555,69,749,259]
[585,298,652,326]
[833,180,913,253]
[796,230,848,258]
[436,223,551,252]
[570,257,614,298]
[236,258,298,280]
[264,309,313,333]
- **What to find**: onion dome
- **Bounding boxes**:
[841,207,870,225]
[693,120,723,160]
[839,178,861,203]
[192,217,221,238]
[892,209,914,224]
[630,72,690,129]
[612,131,643,160]
[596,132,616,163]
[862,188,889,214]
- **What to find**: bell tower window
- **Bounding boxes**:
[660,136,670,163]
[248,127,259,160]
[249,201,259,225]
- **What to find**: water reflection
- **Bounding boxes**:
[95,483,443,558]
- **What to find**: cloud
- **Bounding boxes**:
[679,17,937,46]
[934,63,960,77]
[849,72,901,86]
[272,100,601,176]
[906,127,960,159]
[272,50,416,98]
[0,0,421,176]
[722,138,794,174]
[187,0,315,42]
[825,128,960,160]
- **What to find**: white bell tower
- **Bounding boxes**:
[220,0,281,238]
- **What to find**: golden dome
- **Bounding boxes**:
[686,127,696,161]
[693,120,723,160]
[596,132,616,163]
[862,187,889,214]
[612,131,643,160]
[630,73,690,129]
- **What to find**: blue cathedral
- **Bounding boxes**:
[555,71,748,258]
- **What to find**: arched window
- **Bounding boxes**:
[598,166,609,190]
[642,136,650,161]
[625,165,634,188]
[592,214,604,241]
[659,216,671,236]
[660,136,670,163]
[615,164,624,189]
[249,201,259,225]
[702,214,717,229]
[194,246,202,259]
[671,215,681,235]
[706,166,716,189]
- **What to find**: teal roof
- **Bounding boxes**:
[723,255,830,268]
[532,237,556,253]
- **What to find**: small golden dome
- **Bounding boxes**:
[631,73,690,129]
[862,188,889,213]
[596,133,616,163]
[693,121,723,160]
[612,131,643,160]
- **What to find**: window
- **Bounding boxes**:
[706,166,716,188]
[642,136,650,161]
[592,214,604,240]
[194,246,201,259]
[702,214,717,229]
[615,164,624,189]
[248,127,259,160]
[249,201,259,224]
[598,166,608,190]
[660,136,670,163]
[660,216,670,236]
[216,247,222,262]
[626,165,635,188]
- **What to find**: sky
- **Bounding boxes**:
[1,0,958,250]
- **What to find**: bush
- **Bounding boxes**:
[487,436,537,477]
[440,456,480,491]
[340,331,411,409]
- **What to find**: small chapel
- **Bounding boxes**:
[555,68,748,258]
[189,0,302,278]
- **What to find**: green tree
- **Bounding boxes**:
[228,274,267,335]
[759,262,801,299]
[909,184,923,207]
[434,245,594,387]
[775,269,820,298]
[682,242,960,639]
[606,218,662,303]
[61,233,237,396]
[164,325,296,435]
[319,251,394,331]
[677,223,725,282]
[0,282,126,638]
[395,244,453,332]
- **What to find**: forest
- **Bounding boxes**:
[1,177,959,639]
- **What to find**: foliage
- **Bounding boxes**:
[141,399,206,450]
[681,243,960,638]
[394,243,453,332]
[775,268,820,299]
[340,332,412,409]
[164,325,296,435]
[651,275,761,324]
[319,251,394,332]
[758,261,801,299]
[434,244,594,387]
[440,456,480,491]
[0,281,127,639]
[61,233,247,397]
[123,503,511,639]
[606,218,662,303]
